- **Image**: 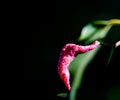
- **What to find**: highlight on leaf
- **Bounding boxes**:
[78,19,120,44]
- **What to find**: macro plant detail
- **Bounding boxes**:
[57,19,120,100]
[58,41,100,91]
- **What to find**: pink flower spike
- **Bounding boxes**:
[58,41,100,91]
[115,40,120,48]
[77,41,100,53]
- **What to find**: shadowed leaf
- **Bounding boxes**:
[57,93,68,97]
[68,19,119,100]
[106,47,115,65]
[69,46,101,100]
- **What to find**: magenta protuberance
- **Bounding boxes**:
[58,41,100,91]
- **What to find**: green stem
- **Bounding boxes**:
[94,19,120,25]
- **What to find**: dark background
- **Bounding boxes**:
[24,0,120,100]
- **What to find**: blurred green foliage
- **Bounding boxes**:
[69,19,120,100]
[57,19,120,100]
[107,85,120,100]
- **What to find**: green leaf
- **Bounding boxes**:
[68,19,115,100]
[78,21,112,44]
[57,93,68,97]
[79,24,98,41]
[79,19,120,43]
[67,19,120,100]
[69,46,101,100]
[87,25,112,43]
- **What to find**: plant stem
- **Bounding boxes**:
[94,19,120,25]
[100,42,114,47]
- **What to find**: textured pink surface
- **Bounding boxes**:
[58,41,100,91]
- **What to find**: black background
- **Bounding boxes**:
[24,0,120,100]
